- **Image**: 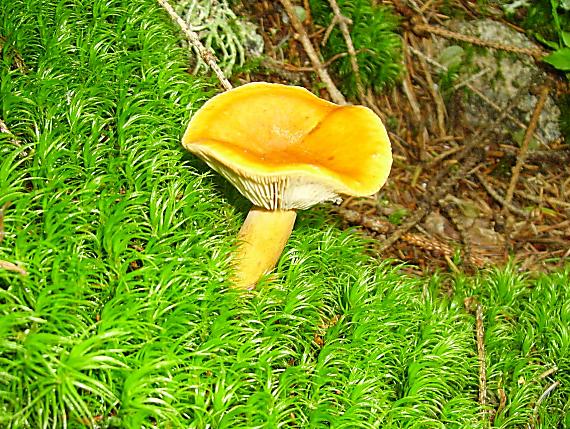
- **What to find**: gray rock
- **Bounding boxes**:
[435,19,561,145]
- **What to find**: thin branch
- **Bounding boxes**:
[156,0,233,91]
[475,172,529,218]
[321,15,340,47]
[326,0,367,104]
[338,207,487,266]
[378,208,426,252]
[412,36,446,137]
[0,260,27,276]
[0,201,11,244]
[504,86,549,210]
[413,23,547,59]
[279,0,346,104]
[476,304,488,412]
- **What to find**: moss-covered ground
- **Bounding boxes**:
[1,0,568,427]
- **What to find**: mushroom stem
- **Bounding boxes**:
[232,206,297,289]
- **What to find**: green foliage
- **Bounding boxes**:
[1,0,569,427]
[544,46,570,71]
[559,93,570,141]
[504,0,570,74]
[436,45,465,98]
[453,266,570,428]
[309,0,402,97]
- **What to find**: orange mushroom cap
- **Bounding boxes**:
[182,82,392,210]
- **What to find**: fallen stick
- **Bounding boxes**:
[156,0,233,91]
[279,0,346,104]
[326,0,366,104]
[475,172,529,218]
[337,207,486,266]
[413,23,547,59]
[476,304,488,413]
[0,260,27,276]
[504,86,549,212]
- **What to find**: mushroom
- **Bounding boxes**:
[182,82,392,289]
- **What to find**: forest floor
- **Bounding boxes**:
[1,1,569,427]
[232,0,570,276]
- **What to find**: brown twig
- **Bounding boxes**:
[156,0,233,91]
[339,207,487,266]
[401,38,422,123]
[279,0,346,104]
[411,36,446,137]
[504,87,550,211]
[412,23,547,59]
[0,201,10,244]
[475,172,529,218]
[0,260,27,276]
[476,304,488,413]
[378,208,427,252]
[321,14,343,47]
[326,0,367,104]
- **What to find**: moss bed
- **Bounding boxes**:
[0,0,568,427]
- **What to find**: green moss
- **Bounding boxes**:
[309,0,402,97]
[504,0,570,49]
[1,0,569,427]
[559,93,570,142]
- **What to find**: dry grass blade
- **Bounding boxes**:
[410,36,446,137]
[530,381,560,428]
[0,201,10,243]
[1,118,24,150]
[0,260,27,276]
